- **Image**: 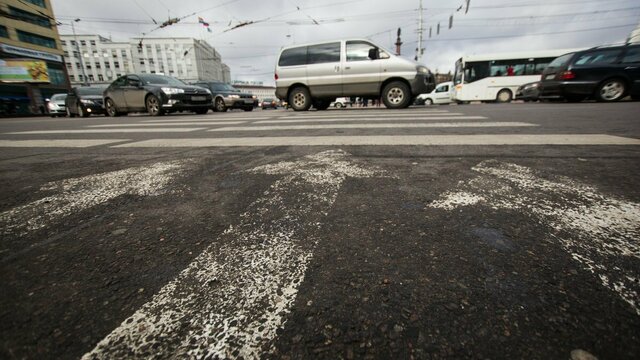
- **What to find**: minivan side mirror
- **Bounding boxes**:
[368,48,379,60]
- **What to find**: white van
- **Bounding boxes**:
[416,81,453,105]
[275,39,435,111]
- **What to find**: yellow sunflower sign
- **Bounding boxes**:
[0,59,50,83]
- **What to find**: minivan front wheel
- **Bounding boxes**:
[382,81,411,109]
[596,79,626,102]
[289,86,311,111]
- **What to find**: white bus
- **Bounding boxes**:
[452,49,580,103]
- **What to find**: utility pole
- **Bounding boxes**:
[416,0,424,63]
[70,18,89,86]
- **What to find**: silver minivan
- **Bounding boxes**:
[275,39,435,111]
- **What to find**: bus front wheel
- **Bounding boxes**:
[496,89,513,103]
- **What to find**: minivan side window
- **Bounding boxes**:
[574,49,622,66]
[621,47,640,64]
[279,46,307,66]
[346,41,377,62]
[307,42,340,64]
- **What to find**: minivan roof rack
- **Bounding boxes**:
[587,42,629,50]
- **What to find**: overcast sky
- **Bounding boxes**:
[51,0,640,85]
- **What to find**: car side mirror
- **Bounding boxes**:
[129,80,140,87]
[368,48,379,60]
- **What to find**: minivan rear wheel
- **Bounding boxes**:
[382,81,411,109]
[596,78,626,102]
[289,86,312,111]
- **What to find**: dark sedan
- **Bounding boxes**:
[193,81,256,112]
[261,98,278,110]
[65,86,107,117]
[516,81,540,102]
[103,74,212,116]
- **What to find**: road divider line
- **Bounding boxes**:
[430,160,640,315]
[257,116,486,124]
[83,150,391,359]
[0,139,128,148]
[7,128,207,134]
[112,134,640,147]
[208,122,536,132]
[88,122,246,127]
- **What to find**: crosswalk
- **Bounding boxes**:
[2,108,640,147]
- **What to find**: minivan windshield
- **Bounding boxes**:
[547,53,574,69]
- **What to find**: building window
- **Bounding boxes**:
[105,63,110,69]
[16,30,56,49]
[95,63,101,69]
[114,62,120,69]
[98,74,104,81]
[121,50,127,57]
[0,25,8,38]
[80,40,86,46]
[22,0,46,8]
[88,75,94,81]
[86,64,91,69]
[140,60,145,65]
[78,74,83,81]
[61,40,66,45]
[70,40,76,45]
[90,40,96,46]
[73,51,79,58]
[9,7,51,28]
[69,75,75,81]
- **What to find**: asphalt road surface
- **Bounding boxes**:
[1,102,639,359]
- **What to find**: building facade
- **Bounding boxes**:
[60,35,231,85]
[231,81,276,101]
[0,0,70,116]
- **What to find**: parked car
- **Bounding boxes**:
[65,86,107,117]
[192,81,256,112]
[103,74,212,116]
[47,93,67,117]
[539,44,640,102]
[275,39,435,111]
[515,81,540,102]
[415,81,453,105]
[332,97,352,108]
[261,98,278,110]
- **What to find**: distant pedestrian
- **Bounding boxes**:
[507,65,514,76]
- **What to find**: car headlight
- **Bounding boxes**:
[252,95,257,99]
[203,88,211,94]
[417,66,429,74]
[48,103,59,110]
[161,87,185,95]
[228,95,240,99]
[80,99,94,104]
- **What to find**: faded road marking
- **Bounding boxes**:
[87,122,246,127]
[254,116,486,124]
[7,128,206,134]
[84,150,389,359]
[113,134,640,147]
[430,160,640,314]
[0,139,128,147]
[0,161,188,236]
[208,122,537,132]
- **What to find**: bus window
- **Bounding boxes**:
[464,61,489,83]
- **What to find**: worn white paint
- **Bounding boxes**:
[430,160,640,315]
[0,161,189,236]
[208,122,536,132]
[0,139,128,147]
[113,134,640,148]
[141,117,272,123]
[87,122,246,127]
[84,150,389,359]
[255,116,485,124]
[7,128,206,134]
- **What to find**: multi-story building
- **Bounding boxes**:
[0,0,70,116]
[231,81,276,101]
[60,35,231,85]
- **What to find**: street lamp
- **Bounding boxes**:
[70,18,89,86]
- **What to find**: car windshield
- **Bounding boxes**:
[76,87,106,96]
[51,94,67,101]
[212,83,239,92]
[139,74,185,86]
[547,53,573,69]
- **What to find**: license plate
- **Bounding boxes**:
[192,96,207,101]
[545,74,556,80]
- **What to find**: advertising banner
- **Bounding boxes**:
[0,59,50,83]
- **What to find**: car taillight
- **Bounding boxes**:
[274,73,279,80]
[559,71,575,80]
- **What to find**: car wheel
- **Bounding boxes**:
[66,107,75,118]
[335,102,344,108]
[596,78,626,102]
[105,98,120,117]
[146,94,163,116]
[425,98,433,106]
[214,97,227,112]
[496,89,512,103]
[289,86,312,111]
[382,81,411,109]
